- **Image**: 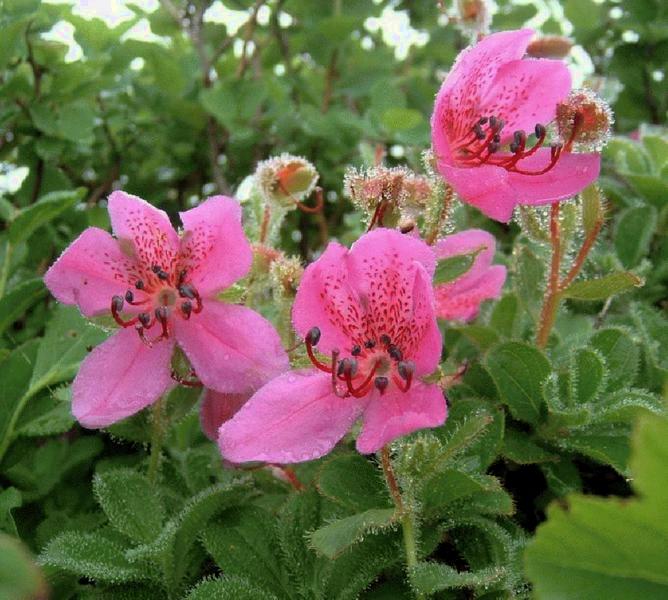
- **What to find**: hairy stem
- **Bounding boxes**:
[536,202,562,348]
[425,184,454,245]
[380,446,419,573]
[560,217,603,290]
[147,396,166,485]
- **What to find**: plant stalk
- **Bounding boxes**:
[536,202,562,348]
[380,446,419,572]
[147,396,166,485]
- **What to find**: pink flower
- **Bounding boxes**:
[431,28,600,222]
[218,229,446,463]
[434,229,507,321]
[44,191,288,428]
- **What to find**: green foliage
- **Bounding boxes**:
[0,533,45,600]
[525,415,668,599]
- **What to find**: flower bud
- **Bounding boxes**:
[526,35,573,59]
[455,0,490,36]
[256,154,319,209]
[556,89,614,152]
[270,254,304,298]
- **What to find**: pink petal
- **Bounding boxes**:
[174,301,289,394]
[72,328,175,428]
[439,150,600,222]
[407,262,442,376]
[506,150,601,207]
[432,29,535,162]
[481,58,571,143]
[435,265,507,321]
[107,191,179,270]
[349,229,440,374]
[178,196,253,296]
[356,381,447,454]
[292,241,365,355]
[44,228,139,317]
[200,389,251,441]
[218,370,364,463]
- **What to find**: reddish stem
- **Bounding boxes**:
[536,202,562,348]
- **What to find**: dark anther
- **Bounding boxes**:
[388,345,403,361]
[489,116,497,129]
[493,133,500,143]
[488,142,500,154]
[157,270,169,281]
[509,142,519,153]
[398,360,415,380]
[155,306,168,322]
[177,269,187,284]
[513,130,523,144]
[151,264,161,273]
[364,339,376,349]
[478,117,488,125]
[179,284,196,299]
[306,326,321,346]
[138,312,151,327]
[135,280,145,290]
[181,301,193,319]
[340,358,358,377]
[111,295,124,312]
[379,334,391,346]
[337,360,345,377]
[125,289,134,303]
[535,123,546,138]
[473,123,485,139]
[351,344,361,356]
[374,376,389,394]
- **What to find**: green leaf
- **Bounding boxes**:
[381,108,424,132]
[15,385,75,437]
[309,508,396,559]
[317,454,390,512]
[554,424,631,473]
[525,415,668,599]
[29,305,107,391]
[486,342,550,426]
[581,185,605,236]
[614,205,657,268]
[433,247,483,285]
[563,272,644,301]
[39,530,146,584]
[0,278,46,338]
[202,507,290,599]
[0,533,46,600]
[490,294,519,338]
[126,481,250,592]
[93,469,165,544]
[410,562,507,594]
[590,328,639,392]
[570,348,607,404]
[512,244,545,320]
[184,575,279,600]
[0,488,22,535]
[502,429,555,464]
[8,188,85,245]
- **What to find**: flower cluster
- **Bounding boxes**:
[44,28,607,465]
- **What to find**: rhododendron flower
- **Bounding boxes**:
[434,229,506,321]
[44,191,288,428]
[218,229,446,463]
[431,28,600,222]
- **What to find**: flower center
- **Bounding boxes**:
[304,327,415,399]
[109,265,203,347]
[452,112,583,176]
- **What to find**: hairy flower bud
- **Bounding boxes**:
[256,154,319,209]
[556,89,614,152]
[455,0,490,36]
[526,35,573,59]
[270,254,304,298]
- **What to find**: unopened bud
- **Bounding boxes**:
[526,35,573,59]
[556,89,614,152]
[255,154,319,209]
[455,0,490,36]
[269,254,304,298]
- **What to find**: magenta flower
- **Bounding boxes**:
[431,28,600,222]
[434,229,507,322]
[44,191,288,428]
[218,229,446,463]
